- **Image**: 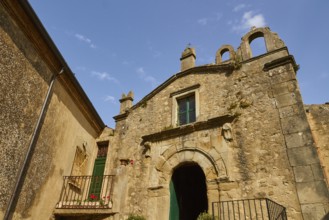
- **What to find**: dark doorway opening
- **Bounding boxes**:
[170,162,208,220]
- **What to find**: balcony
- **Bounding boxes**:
[212,198,287,220]
[55,175,115,216]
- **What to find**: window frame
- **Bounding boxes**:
[177,94,196,125]
[171,85,199,127]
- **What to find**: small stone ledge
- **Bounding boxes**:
[169,84,200,97]
[54,208,117,216]
[142,115,235,143]
[147,185,164,190]
[113,111,129,122]
[263,55,299,72]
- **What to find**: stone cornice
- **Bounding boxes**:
[263,54,299,72]
[169,84,200,97]
[1,1,105,133]
[113,112,129,122]
[142,115,235,142]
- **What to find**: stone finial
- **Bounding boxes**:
[180,46,196,71]
[119,91,134,114]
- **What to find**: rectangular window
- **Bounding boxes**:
[177,94,196,125]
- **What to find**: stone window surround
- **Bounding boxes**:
[170,84,200,127]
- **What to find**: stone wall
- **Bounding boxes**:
[108,27,329,220]
[2,2,328,219]
[0,3,102,220]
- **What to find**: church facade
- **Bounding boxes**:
[1,1,328,220]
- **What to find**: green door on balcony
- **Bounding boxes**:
[89,157,106,198]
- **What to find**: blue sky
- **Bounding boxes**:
[28,0,329,128]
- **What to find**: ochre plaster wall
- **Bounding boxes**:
[306,104,329,187]
[0,4,100,220]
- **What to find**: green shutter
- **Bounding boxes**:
[89,157,106,198]
[177,94,195,125]
[169,180,179,220]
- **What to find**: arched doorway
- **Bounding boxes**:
[169,162,208,220]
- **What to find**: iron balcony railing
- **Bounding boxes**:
[56,175,115,209]
[212,198,287,220]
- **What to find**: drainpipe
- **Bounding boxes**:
[4,68,64,220]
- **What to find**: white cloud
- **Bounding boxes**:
[198,18,208,26]
[104,95,116,104]
[233,4,246,12]
[197,13,222,26]
[243,11,266,28]
[136,67,158,88]
[75,33,97,49]
[231,11,266,32]
[91,71,119,84]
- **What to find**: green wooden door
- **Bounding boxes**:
[89,157,106,198]
[169,180,179,220]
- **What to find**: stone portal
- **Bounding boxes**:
[169,162,208,220]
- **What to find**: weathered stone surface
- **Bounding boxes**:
[287,146,320,166]
[285,131,313,148]
[311,163,325,181]
[296,181,329,203]
[301,203,329,220]
[293,166,314,182]
[281,115,310,134]
[2,4,328,219]
[275,93,297,108]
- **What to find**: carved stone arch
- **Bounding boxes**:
[215,45,236,64]
[156,147,228,184]
[239,27,285,60]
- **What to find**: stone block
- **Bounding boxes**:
[301,203,329,220]
[167,154,179,168]
[155,156,166,171]
[272,82,290,96]
[275,93,297,108]
[287,146,320,166]
[183,140,195,148]
[161,161,172,173]
[161,146,176,159]
[183,150,195,161]
[296,181,329,204]
[281,115,310,134]
[293,165,314,182]
[311,163,325,181]
[279,104,300,119]
[285,131,313,149]
[270,69,295,84]
[219,182,239,191]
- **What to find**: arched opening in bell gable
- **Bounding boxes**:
[249,33,267,57]
[169,162,208,220]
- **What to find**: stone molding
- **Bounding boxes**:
[142,115,235,143]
